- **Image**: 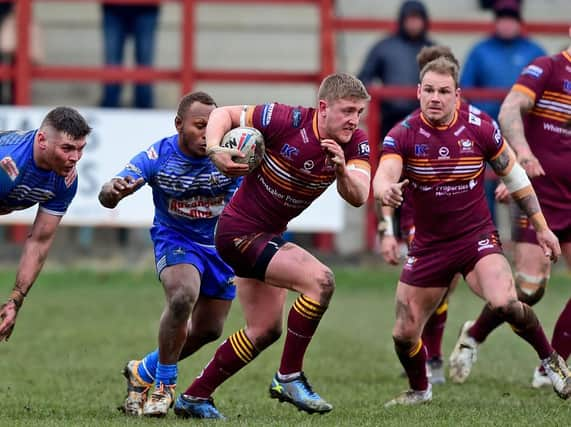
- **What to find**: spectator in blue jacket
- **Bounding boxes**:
[358,1,434,139]
[461,0,545,120]
[460,0,544,225]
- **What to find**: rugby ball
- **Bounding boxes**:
[220,126,265,172]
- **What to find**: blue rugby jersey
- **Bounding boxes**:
[0,130,78,216]
[116,134,241,245]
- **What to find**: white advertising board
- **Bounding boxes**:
[0,106,344,232]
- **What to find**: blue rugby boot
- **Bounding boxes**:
[173,394,226,419]
[269,372,332,414]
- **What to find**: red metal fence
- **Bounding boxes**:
[1,0,567,250]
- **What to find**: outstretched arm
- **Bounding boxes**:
[498,89,544,177]
[98,176,145,209]
[0,210,61,341]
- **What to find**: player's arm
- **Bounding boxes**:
[373,154,407,209]
[377,204,400,265]
[498,88,544,177]
[205,106,249,176]
[99,176,145,209]
[489,144,560,261]
[0,211,61,341]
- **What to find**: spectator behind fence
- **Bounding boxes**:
[460,0,545,225]
[358,0,433,139]
[100,3,160,109]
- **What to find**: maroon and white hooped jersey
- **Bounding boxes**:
[224,103,371,233]
[382,109,504,248]
[511,51,571,231]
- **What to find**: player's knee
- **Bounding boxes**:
[192,327,223,345]
[167,287,197,322]
[515,272,548,306]
[491,300,538,329]
[314,267,335,304]
[251,323,282,350]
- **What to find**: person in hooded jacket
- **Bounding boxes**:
[358,0,434,139]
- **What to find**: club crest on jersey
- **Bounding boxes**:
[414,144,428,156]
[280,144,299,159]
[457,139,474,152]
[146,146,158,160]
[261,103,275,128]
[0,156,19,180]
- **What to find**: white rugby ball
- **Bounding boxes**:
[220,126,265,172]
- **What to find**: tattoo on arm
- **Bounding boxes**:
[514,192,541,218]
[489,149,511,176]
[499,91,534,153]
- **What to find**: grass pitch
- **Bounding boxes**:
[1,267,570,426]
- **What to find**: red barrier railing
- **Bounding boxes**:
[1,0,567,251]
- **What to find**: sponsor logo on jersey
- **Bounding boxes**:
[468,113,481,126]
[477,238,495,251]
[383,136,396,147]
[0,156,19,180]
[125,163,143,176]
[414,144,428,156]
[280,144,299,160]
[563,79,571,94]
[438,146,450,158]
[458,139,474,152]
[300,128,310,144]
[468,104,482,115]
[543,122,571,136]
[261,103,275,128]
[454,125,466,136]
[303,160,314,171]
[358,141,370,156]
[435,180,477,197]
[522,64,544,78]
[292,109,302,128]
[419,128,431,138]
[146,146,158,160]
[168,195,224,219]
[493,128,502,146]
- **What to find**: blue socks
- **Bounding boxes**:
[156,362,178,386]
[137,349,159,384]
[136,349,178,386]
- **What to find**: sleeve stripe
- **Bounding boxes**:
[245,106,255,127]
[380,153,402,162]
[512,84,536,103]
[490,141,507,161]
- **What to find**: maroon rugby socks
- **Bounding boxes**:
[551,299,571,361]
[423,302,448,360]
[279,295,326,375]
[184,329,258,398]
[395,338,429,391]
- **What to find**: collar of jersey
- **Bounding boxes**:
[312,111,321,140]
[420,110,458,130]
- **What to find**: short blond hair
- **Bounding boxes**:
[419,57,459,88]
[318,72,370,102]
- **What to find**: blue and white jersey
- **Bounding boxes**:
[0,130,78,216]
[116,134,241,245]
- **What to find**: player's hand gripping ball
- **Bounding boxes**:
[220,127,265,173]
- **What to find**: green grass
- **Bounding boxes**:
[1,267,570,426]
